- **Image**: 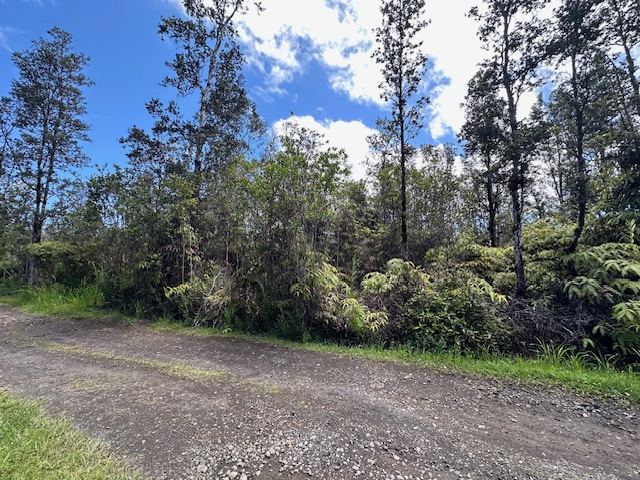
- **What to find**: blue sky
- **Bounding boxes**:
[1,0,493,179]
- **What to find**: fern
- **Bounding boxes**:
[609,279,640,296]
[290,282,312,300]
[466,276,508,304]
[564,276,603,304]
[341,297,368,335]
[612,301,640,328]
[361,272,391,294]
[619,219,637,244]
[621,262,640,279]
[367,311,389,333]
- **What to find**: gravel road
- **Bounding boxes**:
[0,304,638,479]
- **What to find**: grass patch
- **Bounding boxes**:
[0,284,131,322]
[40,340,279,394]
[0,390,140,480]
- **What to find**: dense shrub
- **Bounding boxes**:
[164,265,234,328]
[563,220,640,363]
[289,257,387,342]
[27,241,94,288]
[361,259,509,354]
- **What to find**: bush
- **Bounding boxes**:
[290,258,386,342]
[164,265,234,327]
[27,241,94,288]
[361,259,509,354]
[563,224,640,364]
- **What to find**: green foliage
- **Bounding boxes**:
[564,223,640,361]
[428,219,574,300]
[534,340,583,368]
[26,241,93,288]
[0,275,23,296]
[290,259,383,341]
[164,265,233,327]
[0,390,140,480]
[372,0,430,258]
[1,283,104,318]
[564,276,604,304]
[360,259,508,354]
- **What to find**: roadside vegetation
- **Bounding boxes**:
[0,390,139,480]
[1,0,640,408]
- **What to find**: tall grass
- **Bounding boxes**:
[0,390,140,480]
[2,284,102,316]
[1,283,108,319]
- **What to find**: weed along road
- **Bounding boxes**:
[0,304,638,479]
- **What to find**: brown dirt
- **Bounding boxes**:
[0,303,638,480]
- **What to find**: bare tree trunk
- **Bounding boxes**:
[502,15,526,298]
[487,176,498,248]
[567,53,587,254]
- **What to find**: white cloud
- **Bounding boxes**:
[237,0,382,105]
[239,0,486,139]
[273,115,376,181]
[423,0,484,139]
[0,26,16,51]
[166,0,556,140]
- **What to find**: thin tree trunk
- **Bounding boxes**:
[400,136,408,260]
[487,176,498,248]
[192,3,240,174]
[502,11,526,298]
[567,53,587,254]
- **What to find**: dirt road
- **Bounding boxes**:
[0,304,638,479]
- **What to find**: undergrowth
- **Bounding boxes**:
[0,283,131,321]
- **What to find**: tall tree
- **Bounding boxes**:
[460,68,508,247]
[602,0,640,109]
[549,0,603,253]
[372,0,429,260]
[157,0,264,177]
[10,27,93,284]
[0,96,18,266]
[0,96,16,219]
[0,97,15,181]
[601,0,640,210]
[470,0,550,297]
[119,0,265,288]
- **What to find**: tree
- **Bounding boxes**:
[156,0,264,178]
[600,0,640,210]
[118,0,265,294]
[470,0,550,297]
[602,0,640,110]
[0,97,15,181]
[0,96,16,227]
[10,27,93,284]
[460,68,508,247]
[249,124,349,325]
[409,144,462,256]
[548,0,603,253]
[372,0,430,260]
